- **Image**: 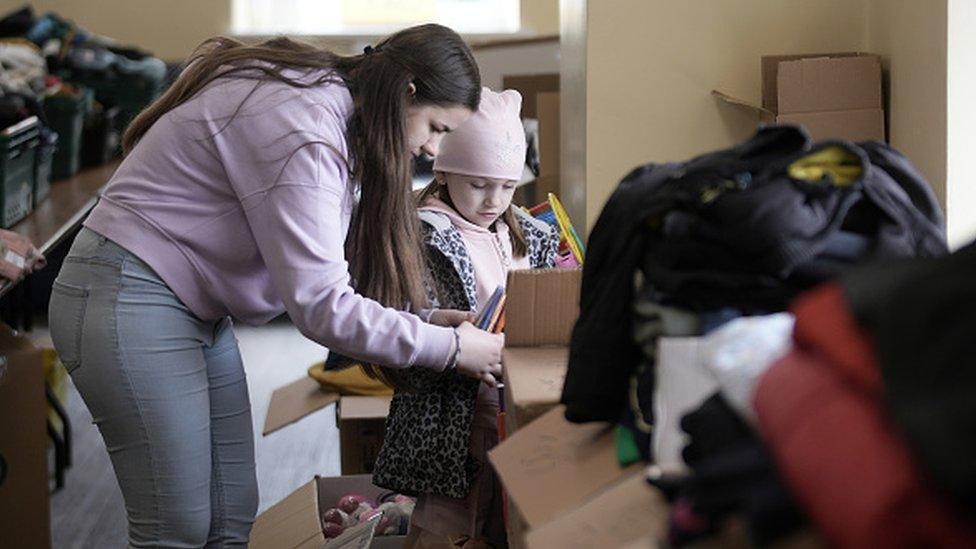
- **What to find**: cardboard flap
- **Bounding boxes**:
[250,480,323,548]
[488,405,640,527]
[263,376,340,436]
[526,471,668,549]
[711,90,773,116]
[503,347,568,408]
[505,268,581,347]
[777,55,881,114]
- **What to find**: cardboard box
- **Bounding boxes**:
[250,474,406,549]
[714,52,885,142]
[261,376,389,474]
[489,405,641,530]
[525,471,668,549]
[502,347,568,434]
[0,325,50,549]
[501,268,581,433]
[338,396,391,475]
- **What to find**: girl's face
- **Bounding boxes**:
[437,172,517,229]
[405,103,471,158]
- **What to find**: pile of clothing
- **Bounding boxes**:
[559,124,973,545]
[652,246,976,547]
[0,6,169,163]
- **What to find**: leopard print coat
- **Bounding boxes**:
[372,207,559,498]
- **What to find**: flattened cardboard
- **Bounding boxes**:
[778,108,885,142]
[502,347,568,432]
[338,396,391,474]
[774,55,881,114]
[488,405,640,528]
[263,375,340,435]
[526,471,668,549]
[251,474,408,549]
[505,269,581,347]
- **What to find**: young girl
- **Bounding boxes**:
[373,88,559,547]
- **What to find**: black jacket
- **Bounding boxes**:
[562,125,947,423]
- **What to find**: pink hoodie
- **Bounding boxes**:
[84,73,453,370]
[419,196,530,310]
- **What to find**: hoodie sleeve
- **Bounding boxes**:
[220,83,453,370]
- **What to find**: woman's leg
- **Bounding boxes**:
[203,317,258,547]
[50,229,256,547]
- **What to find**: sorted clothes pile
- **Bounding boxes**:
[559,124,973,546]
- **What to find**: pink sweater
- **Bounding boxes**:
[84,73,453,370]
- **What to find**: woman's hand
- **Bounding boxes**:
[453,321,503,386]
[428,309,477,328]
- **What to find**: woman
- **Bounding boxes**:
[49,24,502,547]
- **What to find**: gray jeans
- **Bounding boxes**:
[49,227,258,548]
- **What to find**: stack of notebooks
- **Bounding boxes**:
[527,192,586,267]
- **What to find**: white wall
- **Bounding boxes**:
[474,39,560,90]
[946,0,976,249]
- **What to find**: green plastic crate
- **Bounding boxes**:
[34,130,57,207]
[0,116,39,228]
[44,86,93,180]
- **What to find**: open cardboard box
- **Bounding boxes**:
[337,396,391,475]
[526,470,668,549]
[262,377,391,475]
[250,474,407,549]
[714,52,884,142]
[490,405,644,547]
[501,268,581,434]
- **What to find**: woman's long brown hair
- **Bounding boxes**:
[122,25,481,386]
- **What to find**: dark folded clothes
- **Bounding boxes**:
[564,124,946,424]
[650,393,806,547]
[844,241,976,514]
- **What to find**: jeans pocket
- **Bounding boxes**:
[49,280,90,373]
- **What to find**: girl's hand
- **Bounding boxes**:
[429,309,477,328]
[453,322,503,385]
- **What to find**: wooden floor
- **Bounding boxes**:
[41,319,340,548]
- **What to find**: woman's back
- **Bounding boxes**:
[86,73,356,324]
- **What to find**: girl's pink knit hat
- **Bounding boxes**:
[433,87,526,181]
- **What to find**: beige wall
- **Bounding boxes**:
[574,0,873,228]
[522,0,559,36]
[865,0,948,230]
[0,0,232,60]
